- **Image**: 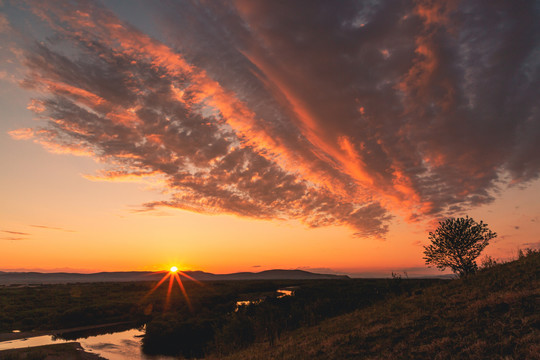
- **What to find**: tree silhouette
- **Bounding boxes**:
[423,217,497,277]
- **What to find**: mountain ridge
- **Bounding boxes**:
[0,269,349,284]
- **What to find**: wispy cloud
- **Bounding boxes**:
[2,230,31,236]
[0,13,10,33]
[1,229,30,240]
[7,0,539,237]
[30,225,75,232]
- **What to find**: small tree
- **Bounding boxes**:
[423,216,496,277]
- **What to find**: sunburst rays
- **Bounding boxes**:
[142,268,202,311]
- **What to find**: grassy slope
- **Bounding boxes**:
[218,252,539,360]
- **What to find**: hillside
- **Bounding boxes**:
[217,251,539,359]
[0,269,348,285]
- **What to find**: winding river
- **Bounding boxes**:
[0,327,174,360]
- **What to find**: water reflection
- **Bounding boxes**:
[75,328,170,360]
[55,323,137,341]
[0,335,65,351]
[235,287,296,311]
[234,299,263,312]
[0,327,175,360]
[277,289,293,298]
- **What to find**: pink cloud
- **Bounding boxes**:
[6,0,539,238]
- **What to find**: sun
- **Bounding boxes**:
[143,265,202,312]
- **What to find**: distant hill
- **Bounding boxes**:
[0,269,349,284]
[215,250,540,360]
[212,269,350,280]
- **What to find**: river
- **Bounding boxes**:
[1,287,298,358]
[0,327,175,360]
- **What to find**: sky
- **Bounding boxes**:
[0,0,539,276]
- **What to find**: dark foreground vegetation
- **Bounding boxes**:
[217,250,540,359]
[1,250,537,359]
[0,273,440,357]
[142,277,438,357]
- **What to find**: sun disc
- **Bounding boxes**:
[170,266,178,272]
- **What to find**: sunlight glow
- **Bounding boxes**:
[142,268,202,312]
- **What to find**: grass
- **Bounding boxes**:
[214,250,539,359]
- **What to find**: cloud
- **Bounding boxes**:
[2,230,31,236]
[8,128,34,140]
[1,230,30,240]
[8,0,540,238]
[30,225,75,232]
[0,267,98,273]
[0,13,10,33]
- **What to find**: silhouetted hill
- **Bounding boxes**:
[0,269,349,284]
[214,269,349,280]
[216,250,540,359]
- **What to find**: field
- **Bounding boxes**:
[1,250,538,359]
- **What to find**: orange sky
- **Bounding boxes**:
[0,1,538,276]
[1,129,537,276]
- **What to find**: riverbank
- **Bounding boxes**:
[0,342,106,359]
[0,321,134,342]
